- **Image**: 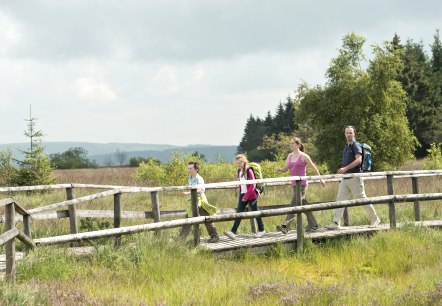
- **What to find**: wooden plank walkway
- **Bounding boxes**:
[1,221,440,274]
[199,220,442,256]
[0,252,24,279]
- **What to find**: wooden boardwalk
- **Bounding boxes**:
[0,252,24,279]
[0,220,441,277]
[199,220,442,256]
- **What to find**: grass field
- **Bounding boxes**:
[0,162,441,305]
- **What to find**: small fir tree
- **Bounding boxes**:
[13,107,55,186]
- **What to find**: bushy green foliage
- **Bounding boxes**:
[423,143,442,169]
[135,152,205,186]
[0,147,17,186]
[162,152,202,186]
[134,155,329,187]
[80,217,111,232]
[298,33,416,171]
[134,157,166,185]
[13,151,55,186]
[201,162,237,182]
[129,156,160,167]
[260,133,293,162]
[50,147,98,169]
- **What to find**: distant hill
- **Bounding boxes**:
[90,145,237,165]
[0,142,237,165]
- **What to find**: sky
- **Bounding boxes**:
[0,1,441,146]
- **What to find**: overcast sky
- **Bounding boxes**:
[0,1,440,146]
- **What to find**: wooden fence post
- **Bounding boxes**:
[295,180,303,252]
[412,177,421,221]
[387,174,396,229]
[343,208,350,226]
[248,205,257,234]
[5,201,16,285]
[151,191,161,236]
[66,187,78,236]
[23,214,32,239]
[114,193,122,247]
[190,188,200,246]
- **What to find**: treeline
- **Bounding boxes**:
[238,31,442,171]
[238,98,297,161]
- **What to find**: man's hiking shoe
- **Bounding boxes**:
[277,224,289,234]
[326,222,340,230]
[224,231,236,240]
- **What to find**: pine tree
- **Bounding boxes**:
[431,30,442,73]
[13,107,55,186]
[430,30,442,144]
[396,37,441,155]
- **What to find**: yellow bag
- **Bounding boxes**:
[186,193,217,216]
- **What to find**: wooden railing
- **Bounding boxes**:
[0,169,441,282]
[0,198,35,284]
[1,170,440,233]
[0,171,439,232]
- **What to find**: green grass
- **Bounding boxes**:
[0,166,441,304]
[3,226,440,305]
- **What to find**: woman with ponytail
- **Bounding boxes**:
[224,154,265,240]
[276,137,325,233]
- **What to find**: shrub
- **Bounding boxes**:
[423,143,442,170]
[0,147,17,186]
[134,158,166,186]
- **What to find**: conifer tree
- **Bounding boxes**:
[13,107,55,186]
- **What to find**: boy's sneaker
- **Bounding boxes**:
[224,231,236,240]
[369,217,381,228]
[305,225,319,232]
[207,236,220,243]
[255,230,266,238]
[326,222,340,230]
[276,224,289,234]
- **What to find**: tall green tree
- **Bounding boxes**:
[237,115,272,161]
[431,30,442,72]
[272,97,297,136]
[13,108,55,186]
[394,36,441,156]
[299,33,416,171]
[430,30,442,144]
[238,98,299,162]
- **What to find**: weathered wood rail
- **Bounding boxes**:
[0,198,35,284]
[0,170,441,282]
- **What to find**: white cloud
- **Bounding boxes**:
[74,77,117,102]
[0,10,21,56]
[150,66,180,95]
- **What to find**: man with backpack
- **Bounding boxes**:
[326,126,381,230]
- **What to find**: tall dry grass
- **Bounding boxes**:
[53,167,138,186]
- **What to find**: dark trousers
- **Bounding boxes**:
[231,193,265,234]
[179,206,219,239]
